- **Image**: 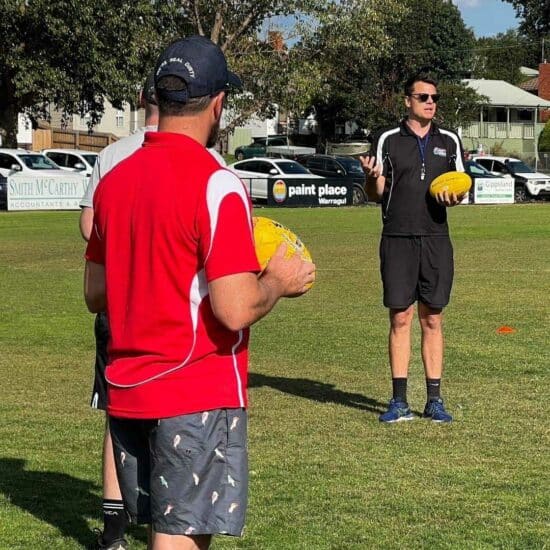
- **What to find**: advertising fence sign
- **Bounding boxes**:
[7,173,88,211]
[265,177,354,207]
[473,177,514,204]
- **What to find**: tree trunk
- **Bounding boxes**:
[0,103,19,148]
[0,72,19,148]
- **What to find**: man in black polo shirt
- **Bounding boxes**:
[360,73,465,423]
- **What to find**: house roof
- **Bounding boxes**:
[463,79,550,108]
[518,77,539,93]
[520,66,539,77]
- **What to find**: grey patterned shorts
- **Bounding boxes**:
[109,408,247,536]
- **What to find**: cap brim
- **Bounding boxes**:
[227,71,242,91]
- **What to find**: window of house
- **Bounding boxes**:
[116,110,124,128]
[517,109,533,122]
[495,108,507,123]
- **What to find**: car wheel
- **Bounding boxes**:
[514,184,527,203]
[352,185,366,205]
[236,151,244,161]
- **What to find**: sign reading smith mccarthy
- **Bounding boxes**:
[8,173,88,210]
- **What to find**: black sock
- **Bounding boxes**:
[392,377,408,403]
[102,499,128,542]
[426,378,441,401]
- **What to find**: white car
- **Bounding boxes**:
[471,155,550,202]
[42,148,98,177]
[0,148,64,177]
[228,157,322,200]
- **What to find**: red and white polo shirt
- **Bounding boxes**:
[86,132,260,419]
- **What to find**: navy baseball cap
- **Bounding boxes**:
[154,35,242,103]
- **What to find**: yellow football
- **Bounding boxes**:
[252,217,313,283]
[429,171,472,197]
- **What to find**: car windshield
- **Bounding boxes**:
[83,155,98,167]
[506,160,533,174]
[466,161,492,176]
[18,154,59,170]
[274,161,310,175]
[338,158,363,174]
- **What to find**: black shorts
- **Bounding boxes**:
[90,312,109,410]
[380,235,454,309]
[109,408,248,536]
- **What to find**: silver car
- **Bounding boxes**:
[228,158,322,200]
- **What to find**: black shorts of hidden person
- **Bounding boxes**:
[109,408,248,537]
[380,235,454,310]
[90,311,109,410]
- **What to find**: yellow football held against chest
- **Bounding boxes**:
[252,217,314,288]
[429,171,472,198]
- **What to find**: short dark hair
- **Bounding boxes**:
[156,76,213,116]
[404,73,438,96]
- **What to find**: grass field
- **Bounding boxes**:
[0,205,548,549]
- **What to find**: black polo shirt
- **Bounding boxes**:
[370,119,465,236]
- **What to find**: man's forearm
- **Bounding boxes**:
[366,175,384,202]
[84,261,106,313]
[210,273,282,332]
[80,207,93,241]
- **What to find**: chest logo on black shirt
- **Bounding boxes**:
[433,147,446,157]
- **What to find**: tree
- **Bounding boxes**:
[295,0,408,144]
[538,119,550,152]
[0,0,188,147]
[471,30,532,84]
[298,0,481,142]
[186,1,326,135]
[504,0,549,67]
[0,0,324,147]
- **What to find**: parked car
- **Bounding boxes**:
[297,154,367,205]
[464,160,512,202]
[471,155,550,202]
[0,148,64,177]
[42,149,98,177]
[228,157,322,200]
[234,135,289,161]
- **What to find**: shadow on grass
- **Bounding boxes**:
[249,373,387,414]
[0,457,146,547]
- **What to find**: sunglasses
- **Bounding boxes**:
[408,93,440,103]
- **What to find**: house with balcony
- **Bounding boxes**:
[462,79,550,159]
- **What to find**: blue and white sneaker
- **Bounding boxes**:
[379,399,414,423]
[423,398,453,423]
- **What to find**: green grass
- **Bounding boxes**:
[0,205,548,549]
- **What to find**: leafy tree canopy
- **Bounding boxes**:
[504,0,549,67]
[471,30,533,84]
[0,0,188,146]
[0,0,320,146]
[298,0,480,140]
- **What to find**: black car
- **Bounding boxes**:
[298,154,367,205]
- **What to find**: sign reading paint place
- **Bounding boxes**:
[7,173,89,211]
[268,177,354,206]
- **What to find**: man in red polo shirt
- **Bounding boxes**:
[84,36,315,550]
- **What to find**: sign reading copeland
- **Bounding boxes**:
[267,177,353,207]
[7,173,88,211]
[473,177,514,204]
